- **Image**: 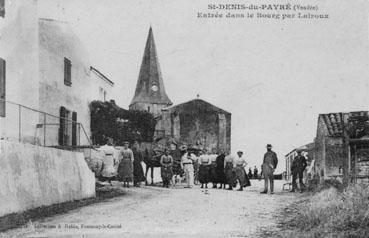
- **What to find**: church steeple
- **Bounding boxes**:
[129,27,173,114]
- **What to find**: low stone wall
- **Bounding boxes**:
[0,140,95,217]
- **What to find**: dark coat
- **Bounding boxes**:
[291,155,307,173]
[216,154,227,184]
[262,150,278,175]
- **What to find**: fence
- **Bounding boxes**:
[0,98,92,151]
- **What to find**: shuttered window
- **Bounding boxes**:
[0,58,5,117]
[64,57,72,86]
[72,112,77,146]
[59,106,66,145]
[0,0,4,18]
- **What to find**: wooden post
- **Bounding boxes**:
[342,113,350,187]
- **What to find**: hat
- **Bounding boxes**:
[266,144,272,148]
[179,145,187,151]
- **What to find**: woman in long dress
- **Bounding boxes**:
[224,151,236,190]
[209,150,218,188]
[198,150,211,189]
[160,149,174,188]
[233,150,251,191]
[98,139,119,185]
[132,141,146,187]
[118,141,134,188]
[216,150,227,189]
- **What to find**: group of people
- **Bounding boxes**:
[159,143,280,194]
[99,139,285,195]
[248,167,259,179]
[98,139,146,188]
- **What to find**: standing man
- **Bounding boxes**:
[290,149,308,193]
[260,144,278,194]
[253,166,259,179]
[180,147,194,188]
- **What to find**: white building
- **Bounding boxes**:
[0,0,114,147]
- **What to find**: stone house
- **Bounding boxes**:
[158,99,231,152]
[0,0,114,147]
[314,111,369,184]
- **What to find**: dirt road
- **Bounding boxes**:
[2,180,296,238]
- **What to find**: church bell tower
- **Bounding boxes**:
[129,27,173,115]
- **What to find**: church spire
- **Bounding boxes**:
[129,27,173,112]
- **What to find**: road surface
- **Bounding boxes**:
[2,180,296,238]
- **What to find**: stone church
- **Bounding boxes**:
[130,27,231,152]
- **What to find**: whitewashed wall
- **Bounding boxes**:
[0,140,95,217]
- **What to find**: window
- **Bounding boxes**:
[0,0,4,18]
[64,57,72,86]
[59,106,78,146]
[59,106,66,145]
[72,112,77,146]
[0,58,5,117]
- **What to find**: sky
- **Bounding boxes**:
[39,0,369,172]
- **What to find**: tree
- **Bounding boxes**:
[90,100,156,145]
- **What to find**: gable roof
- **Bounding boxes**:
[318,111,369,137]
[163,99,231,115]
[319,113,344,137]
[90,66,114,86]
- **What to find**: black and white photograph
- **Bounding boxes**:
[0,0,368,237]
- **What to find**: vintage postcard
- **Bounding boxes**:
[0,0,368,237]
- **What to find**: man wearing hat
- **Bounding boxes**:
[180,146,195,188]
[290,149,308,193]
[260,144,278,194]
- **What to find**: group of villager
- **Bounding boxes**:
[159,143,279,194]
[98,139,146,188]
[97,139,282,194]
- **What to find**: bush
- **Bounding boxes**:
[90,100,156,145]
[283,184,369,238]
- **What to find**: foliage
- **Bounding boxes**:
[279,184,369,238]
[90,100,156,145]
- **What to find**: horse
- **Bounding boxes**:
[142,147,185,186]
[142,148,163,185]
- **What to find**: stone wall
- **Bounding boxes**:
[0,140,95,217]
[324,137,344,177]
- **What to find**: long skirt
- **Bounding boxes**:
[172,158,183,175]
[210,162,218,183]
[216,164,227,184]
[117,159,133,182]
[161,165,173,185]
[133,161,146,183]
[225,162,236,187]
[234,166,251,187]
[198,165,211,184]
